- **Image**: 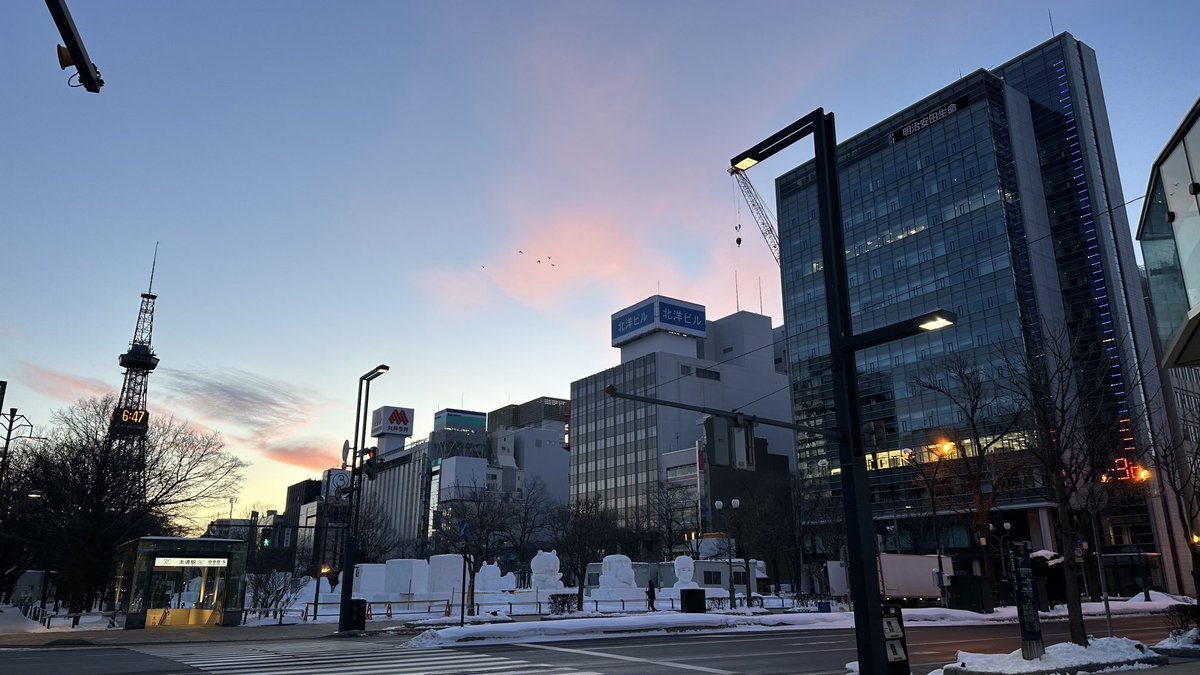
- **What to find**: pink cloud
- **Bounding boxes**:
[18,362,116,403]
[257,443,339,472]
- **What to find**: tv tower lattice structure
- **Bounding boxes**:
[107,256,160,483]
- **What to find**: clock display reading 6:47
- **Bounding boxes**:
[112,407,150,436]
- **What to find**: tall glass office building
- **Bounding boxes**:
[777,34,1177,592]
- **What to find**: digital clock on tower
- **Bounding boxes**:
[111,407,150,437]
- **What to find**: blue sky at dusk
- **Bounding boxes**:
[2,1,1196,520]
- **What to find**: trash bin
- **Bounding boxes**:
[680,588,706,613]
[348,599,367,631]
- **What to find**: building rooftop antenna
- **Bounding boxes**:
[147,241,159,294]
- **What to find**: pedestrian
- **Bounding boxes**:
[646,579,657,612]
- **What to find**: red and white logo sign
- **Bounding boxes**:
[371,406,414,438]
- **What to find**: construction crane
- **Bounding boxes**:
[729,167,780,265]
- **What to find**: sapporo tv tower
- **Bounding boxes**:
[106,249,161,486]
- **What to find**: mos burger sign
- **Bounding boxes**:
[371,406,414,438]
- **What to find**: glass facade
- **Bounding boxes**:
[569,353,659,522]
[777,34,1158,548]
[1139,101,1200,354]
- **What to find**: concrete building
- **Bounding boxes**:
[569,296,795,531]
[360,398,571,547]
[773,33,1178,593]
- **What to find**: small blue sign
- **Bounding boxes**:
[458,519,468,542]
[659,301,706,333]
[611,301,655,342]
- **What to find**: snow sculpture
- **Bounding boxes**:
[476,562,502,592]
[672,555,699,589]
[531,549,564,590]
[598,554,635,588]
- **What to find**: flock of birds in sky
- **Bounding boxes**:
[480,249,557,270]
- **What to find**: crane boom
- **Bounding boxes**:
[729,167,780,265]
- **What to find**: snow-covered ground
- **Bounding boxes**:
[937,636,1166,674]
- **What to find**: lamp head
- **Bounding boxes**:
[361,364,390,382]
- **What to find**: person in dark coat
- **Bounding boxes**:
[646,579,658,611]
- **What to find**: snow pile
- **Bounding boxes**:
[1124,590,1194,604]
[1154,628,1200,649]
[948,637,1154,673]
[0,606,46,634]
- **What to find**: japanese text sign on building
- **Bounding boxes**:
[892,95,970,143]
[611,296,706,347]
[371,406,415,438]
[155,557,228,568]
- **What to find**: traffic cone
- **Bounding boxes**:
[366,603,373,621]
[301,604,308,622]
[386,602,393,618]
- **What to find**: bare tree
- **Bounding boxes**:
[19,396,245,613]
[910,355,1026,579]
[1147,397,1200,603]
[1001,327,1161,645]
[434,485,512,614]
[645,479,700,561]
[246,563,308,623]
[356,497,404,563]
[728,469,795,594]
[501,478,555,586]
[551,496,619,608]
[793,475,846,596]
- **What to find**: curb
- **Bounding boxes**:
[1149,645,1200,658]
[942,654,1168,675]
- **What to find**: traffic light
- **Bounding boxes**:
[260,529,272,549]
[362,447,380,481]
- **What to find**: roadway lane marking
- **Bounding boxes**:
[596,638,845,649]
[525,643,736,674]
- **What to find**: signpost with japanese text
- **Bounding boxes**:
[1009,542,1045,659]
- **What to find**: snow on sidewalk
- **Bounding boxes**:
[939,636,1166,674]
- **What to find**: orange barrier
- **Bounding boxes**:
[385,602,393,618]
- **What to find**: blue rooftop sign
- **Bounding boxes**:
[611,296,706,347]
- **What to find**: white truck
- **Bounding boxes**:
[828,553,950,603]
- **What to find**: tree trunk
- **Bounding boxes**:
[1056,502,1087,645]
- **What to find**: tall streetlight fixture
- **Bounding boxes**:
[337,363,389,632]
[732,109,956,675]
[714,499,740,606]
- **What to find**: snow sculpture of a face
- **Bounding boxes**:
[674,555,695,584]
[600,554,635,588]
[531,550,559,576]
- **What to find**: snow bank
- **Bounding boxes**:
[1155,628,1200,649]
[1123,590,1194,604]
[945,637,1161,674]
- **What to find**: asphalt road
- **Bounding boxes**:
[0,614,1183,675]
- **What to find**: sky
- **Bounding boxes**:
[2,0,1196,521]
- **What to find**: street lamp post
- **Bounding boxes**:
[732,109,957,675]
[987,522,1013,581]
[714,499,739,608]
[337,364,388,633]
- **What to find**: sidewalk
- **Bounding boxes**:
[0,608,422,648]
